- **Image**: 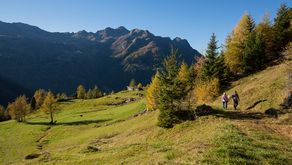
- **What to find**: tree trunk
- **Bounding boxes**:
[50,111,54,124]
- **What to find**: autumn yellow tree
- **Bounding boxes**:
[77,85,86,99]
[178,62,189,84]
[178,62,192,99]
[146,71,160,111]
[178,62,197,109]
[194,78,220,103]
[224,13,255,74]
[33,89,47,109]
[8,95,30,122]
[41,91,57,124]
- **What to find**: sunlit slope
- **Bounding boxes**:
[0,62,292,165]
[213,61,291,112]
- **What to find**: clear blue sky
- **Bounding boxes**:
[0,0,291,53]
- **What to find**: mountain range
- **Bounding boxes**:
[0,21,201,105]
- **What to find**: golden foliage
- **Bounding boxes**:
[41,91,57,123]
[178,62,189,83]
[42,91,56,114]
[194,57,205,80]
[33,89,47,109]
[8,95,30,122]
[224,13,254,74]
[194,78,220,103]
[77,85,86,99]
[146,71,160,111]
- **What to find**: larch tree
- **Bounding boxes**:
[7,102,18,121]
[92,85,102,98]
[129,79,136,88]
[41,91,57,124]
[146,71,160,111]
[137,83,143,89]
[224,13,255,74]
[8,95,30,122]
[86,89,94,99]
[33,89,47,109]
[77,85,86,99]
[178,62,191,99]
[178,63,196,110]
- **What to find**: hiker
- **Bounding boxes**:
[231,91,240,110]
[222,92,228,110]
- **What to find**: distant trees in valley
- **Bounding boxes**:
[77,85,103,99]
[0,83,104,123]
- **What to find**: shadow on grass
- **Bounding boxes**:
[26,119,111,126]
[211,109,265,120]
[246,99,267,110]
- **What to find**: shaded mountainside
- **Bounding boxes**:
[0,21,201,105]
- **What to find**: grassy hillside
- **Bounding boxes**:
[211,60,291,112]
[0,61,292,165]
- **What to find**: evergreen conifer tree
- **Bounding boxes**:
[243,32,265,73]
[157,50,181,128]
[256,13,275,62]
[202,33,219,80]
[273,4,292,56]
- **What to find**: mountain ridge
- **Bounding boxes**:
[0,21,201,105]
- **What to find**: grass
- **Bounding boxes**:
[211,61,291,112]
[0,62,292,164]
[203,124,292,164]
[0,121,46,164]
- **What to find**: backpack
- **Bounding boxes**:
[232,94,238,102]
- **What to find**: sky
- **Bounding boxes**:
[0,0,291,53]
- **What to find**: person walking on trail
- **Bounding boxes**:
[231,91,240,110]
[222,92,228,110]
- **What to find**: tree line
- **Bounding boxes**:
[146,4,292,128]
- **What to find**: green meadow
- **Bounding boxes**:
[1,61,292,165]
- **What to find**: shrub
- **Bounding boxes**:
[194,104,213,117]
